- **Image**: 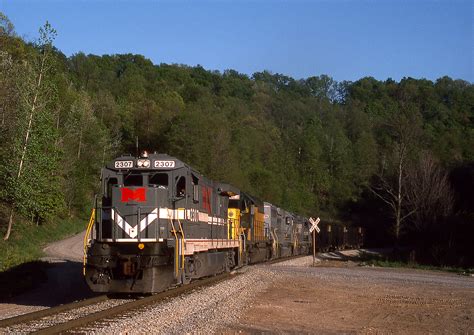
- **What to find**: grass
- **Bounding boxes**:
[358,251,474,275]
[0,216,87,272]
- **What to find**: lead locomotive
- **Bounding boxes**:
[84,153,362,293]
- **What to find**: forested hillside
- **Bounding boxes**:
[1,16,473,267]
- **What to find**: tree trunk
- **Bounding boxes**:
[17,58,45,178]
[77,126,83,159]
[395,155,403,245]
[3,208,14,240]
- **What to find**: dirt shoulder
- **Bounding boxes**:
[225,257,474,334]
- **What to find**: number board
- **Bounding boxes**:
[114,160,133,169]
[154,160,176,168]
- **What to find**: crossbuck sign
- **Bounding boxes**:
[309,217,320,233]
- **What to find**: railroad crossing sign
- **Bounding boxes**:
[309,217,320,233]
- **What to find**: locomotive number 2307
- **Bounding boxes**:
[114,160,133,168]
[154,160,175,168]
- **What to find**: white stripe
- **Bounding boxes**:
[112,209,137,238]
[199,212,209,222]
[101,238,161,242]
[139,208,158,232]
[113,208,228,238]
[159,208,169,219]
[113,208,159,238]
[101,238,237,243]
[156,208,226,224]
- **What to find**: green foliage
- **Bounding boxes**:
[0,12,473,266]
[0,21,64,227]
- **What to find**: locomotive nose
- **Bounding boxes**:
[106,185,167,241]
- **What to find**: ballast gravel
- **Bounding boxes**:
[80,265,287,334]
[0,298,132,334]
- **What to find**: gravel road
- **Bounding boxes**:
[230,257,474,334]
[42,230,85,262]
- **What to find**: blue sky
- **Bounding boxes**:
[1,0,472,82]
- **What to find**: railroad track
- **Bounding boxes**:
[0,273,232,334]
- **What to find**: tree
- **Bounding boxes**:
[369,104,422,244]
[3,22,60,240]
[305,75,337,101]
[0,13,17,128]
[0,12,14,37]
[406,152,454,232]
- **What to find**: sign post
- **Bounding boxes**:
[309,217,320,266]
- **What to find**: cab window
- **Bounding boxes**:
[149,173,168,188]
[124,174,143,186]
[176,176,186,197]
[192,174,199,202]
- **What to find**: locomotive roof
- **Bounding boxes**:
[215,183,240,196]
[106,153,196,172]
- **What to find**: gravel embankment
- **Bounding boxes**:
[79,257,314,334]
[273,255,317,267]
[79,266,282,334]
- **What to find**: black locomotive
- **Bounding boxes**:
[84,153,363,293]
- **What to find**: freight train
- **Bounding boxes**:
[83,153,363,293]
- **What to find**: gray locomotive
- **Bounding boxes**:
[84,153,362,293]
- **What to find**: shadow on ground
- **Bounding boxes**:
[317,248,394,262]
[0,260,97,307]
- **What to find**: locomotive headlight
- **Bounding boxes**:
[137,159,150,168]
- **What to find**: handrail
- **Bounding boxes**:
[176,208,186,271]
[167,210,180,279]
[83,208,96,276]
[293,227,298,250]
